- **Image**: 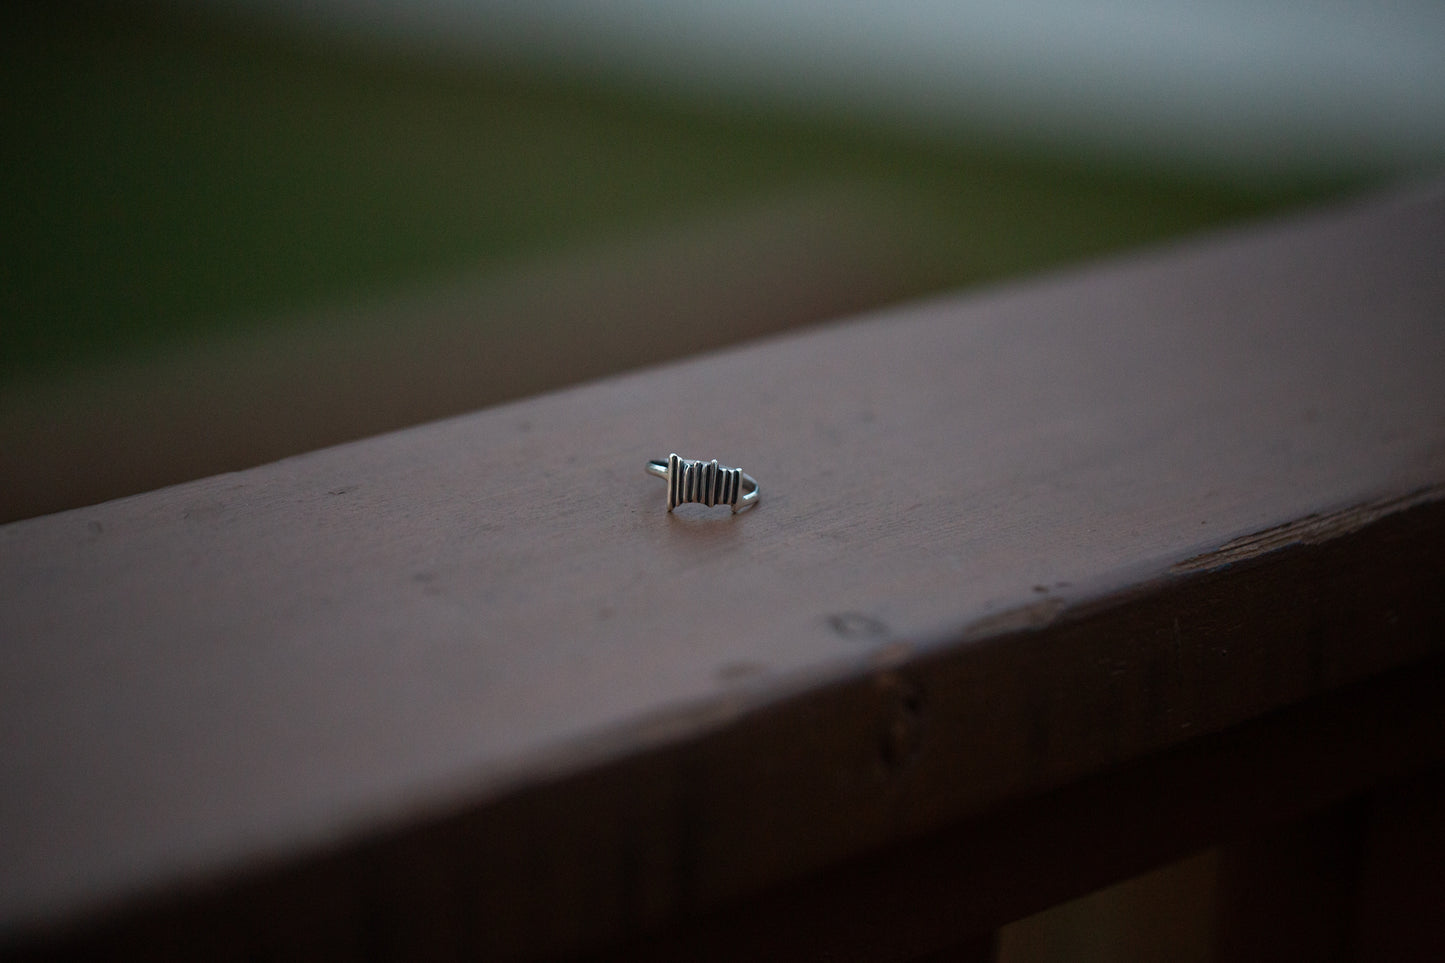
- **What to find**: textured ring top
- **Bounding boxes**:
[646,454,759,513]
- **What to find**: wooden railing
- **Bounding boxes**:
[2,183,1443,961]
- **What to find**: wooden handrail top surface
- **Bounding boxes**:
[2,182,1444,956]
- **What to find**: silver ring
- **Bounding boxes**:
[646,454,759,513]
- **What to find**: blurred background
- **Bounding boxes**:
[4,1,1444,521]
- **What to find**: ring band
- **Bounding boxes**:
[646,454,759,513]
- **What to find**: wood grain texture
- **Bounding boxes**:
[2,182,1444,958]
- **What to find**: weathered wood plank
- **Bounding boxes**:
[610,654,1445,962]
[2,183,1444,957]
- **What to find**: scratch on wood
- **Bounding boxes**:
[1171,486,1445,574]
[827,612,890,640]
[963,597,1068,639]
[626,693,756,747]
[875,672,925,774]
[869,641,915,670]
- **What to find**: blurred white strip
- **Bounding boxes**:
[216,0,1445,179]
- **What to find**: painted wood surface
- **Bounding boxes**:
[2,183,1443,958]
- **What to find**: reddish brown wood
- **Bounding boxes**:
[2,183,1444,959]
[592,527,1445,962]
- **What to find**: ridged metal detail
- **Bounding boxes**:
[668,454,744,512]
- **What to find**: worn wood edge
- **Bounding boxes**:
[8,485,1442,960]
[1168,486,1445,574]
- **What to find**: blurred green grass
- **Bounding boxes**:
[2,1,1350,383]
